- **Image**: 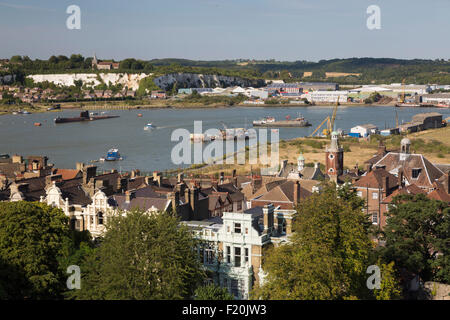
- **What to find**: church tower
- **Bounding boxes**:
[325,131,344,180]
[92,53,98,69]
[297,153,305,172]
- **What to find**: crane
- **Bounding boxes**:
[309,96,339,137]
[400,78,406,103]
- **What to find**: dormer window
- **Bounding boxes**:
[234,223,241,234]
[412,168,421,179]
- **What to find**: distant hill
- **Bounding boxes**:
[148,57,450,85]
[5,55,450,85]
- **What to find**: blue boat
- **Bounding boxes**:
[105,148,122,161]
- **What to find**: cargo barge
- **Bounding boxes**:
[54,110,119,123]
[253,114,311,127]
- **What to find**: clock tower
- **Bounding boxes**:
[325,131,344,180]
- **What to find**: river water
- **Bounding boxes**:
[0,106,448,172]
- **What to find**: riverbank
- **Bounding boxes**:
[184,126,450,177]
[0,99,398,115]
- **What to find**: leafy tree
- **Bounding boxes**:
[70,210,205,299]
[73,80,83,89]
[364,91,382,104]
[373,260,403,300]
[381,194,450,283]
[0,201,71,299]
[10,55,23,63]
[194,284,234,300]
[69,54,84,63]
[252,182,374,300]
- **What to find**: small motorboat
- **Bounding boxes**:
[144,123,154,130]
[137,113,143,117]
[22,111,31,114]
[105,148,122,161]
[34,122,42,126]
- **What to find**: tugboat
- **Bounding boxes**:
[104,148,122,161]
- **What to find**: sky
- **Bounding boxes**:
[0,0,449,61]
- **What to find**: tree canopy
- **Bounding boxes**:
[0,201,71,299]
[252,183,376,300]
[194,284,234,300]
[381,194,450,284]
[69,209,205,300]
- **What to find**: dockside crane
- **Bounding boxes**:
[309,96,340,137]
[400,78,406,103]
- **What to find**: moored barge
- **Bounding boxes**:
[253,114,311,127]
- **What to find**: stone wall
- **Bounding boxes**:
[423,281,450,300]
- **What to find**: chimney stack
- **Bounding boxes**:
[263,203,274,235]
[185,187,191,206]
[293,181,300,206]
[383,175,390,197]
[76,162,84,171]
[189,186,199,218]
[232,169,238,187]
[45,174,62,188]
[125,190,134,203]
[117,177,127,192]
[82,165,97,185]
[12,154,22,164]
[167,191,180,215]
[398,168,404,189]
[152,171,162,184]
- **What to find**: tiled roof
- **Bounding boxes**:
[127,176,147,190]
[382,184,426,204]
[60,185,92,206]
[427,188,450,203]
[353,168,399,191]
[54,169,81,180]
[373,152,444,189]
[254,180,312,204]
